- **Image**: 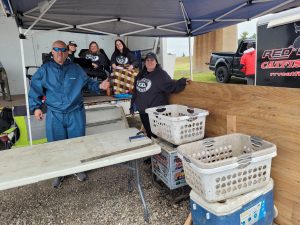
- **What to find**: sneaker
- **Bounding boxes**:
[74,172,87,182]
[52,177,64,188]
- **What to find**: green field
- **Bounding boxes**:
[173,57,216,83]
[173,56,246,84]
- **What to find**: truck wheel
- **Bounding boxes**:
[216,66,231,83]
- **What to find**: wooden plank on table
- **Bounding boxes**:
[81,143,153,163]
[170,82,300,225]
[0,128,161,191]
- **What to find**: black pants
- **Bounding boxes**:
[139,113,157,139]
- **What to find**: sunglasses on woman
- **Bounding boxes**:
[52,47,67,52]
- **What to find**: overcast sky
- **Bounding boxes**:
[167,19,257,56]
[237,19,257,37]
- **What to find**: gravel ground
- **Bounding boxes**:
[0,162,190,225]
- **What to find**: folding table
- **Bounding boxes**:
[0,128,161,222]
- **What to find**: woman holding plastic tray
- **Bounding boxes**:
[130,52,190,139]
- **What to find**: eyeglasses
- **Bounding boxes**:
[52,47,67,52]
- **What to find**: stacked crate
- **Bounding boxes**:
[151,138,186,189]
[177,133,277,225]
[145,104,209,190]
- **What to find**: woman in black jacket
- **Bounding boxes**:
[80,41,109,80]
[111,39,138,70]
[130,52,190,138]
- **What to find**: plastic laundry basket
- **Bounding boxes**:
[177,133,277,202]
[145,104,209,145]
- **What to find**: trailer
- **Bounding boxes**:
[256,7,300,88]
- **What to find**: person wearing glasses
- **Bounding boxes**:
[28,40,110,188]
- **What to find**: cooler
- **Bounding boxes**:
[190,179,274,225]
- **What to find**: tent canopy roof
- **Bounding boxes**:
[4,0,300,37]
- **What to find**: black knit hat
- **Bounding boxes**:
[145,52,158,63]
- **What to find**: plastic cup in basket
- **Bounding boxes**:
[145,104,209,145]
[177,133,277,202]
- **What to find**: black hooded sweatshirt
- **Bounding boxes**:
[130,65,187,113]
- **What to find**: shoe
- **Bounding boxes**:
[74,172,87,182]
[143,158,151,165]
[52,177,64,188]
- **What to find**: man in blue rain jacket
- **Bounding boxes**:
[29,40,109,188]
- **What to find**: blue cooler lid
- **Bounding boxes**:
[190,179,273,216]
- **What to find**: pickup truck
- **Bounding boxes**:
[208,39,256,83]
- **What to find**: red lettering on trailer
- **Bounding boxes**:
[262,47,295,60]
[261,60,300,69]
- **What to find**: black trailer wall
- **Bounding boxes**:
[256,22,300,88]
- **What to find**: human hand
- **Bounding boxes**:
[92,63,98,68]
[34,109,43,121]
[112,63,116,69]
[128,65,133,71]
[186,78,192,84]
[99,78,110,90]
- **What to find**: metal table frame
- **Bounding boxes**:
[125,159,149,222]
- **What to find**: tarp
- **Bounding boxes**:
[4,0,300,37]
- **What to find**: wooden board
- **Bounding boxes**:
[0,128,161,191]
[170,82,300,225]
[184,213,192,225]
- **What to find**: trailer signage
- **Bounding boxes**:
[256,22,300,87]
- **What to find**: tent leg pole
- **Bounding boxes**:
[19,29,33,146]
[188,36,193,81]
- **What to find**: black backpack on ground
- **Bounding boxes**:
[0,107,20,150]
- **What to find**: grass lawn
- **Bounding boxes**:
[174,56,216,83]
[173,56,246,84]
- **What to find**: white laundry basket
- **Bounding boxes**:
[177,133,277,202]
[145,104,209,145]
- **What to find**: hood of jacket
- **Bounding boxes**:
[243,47,255,55]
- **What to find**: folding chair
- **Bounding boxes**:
[13,105,47,147]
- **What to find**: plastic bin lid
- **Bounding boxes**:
[190,179,273,216]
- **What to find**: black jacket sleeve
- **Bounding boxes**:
[129,72,141,113]
[111,52,117,66]
[97,53,108,70]
[159,72,187,94]
[100,49,111,71]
